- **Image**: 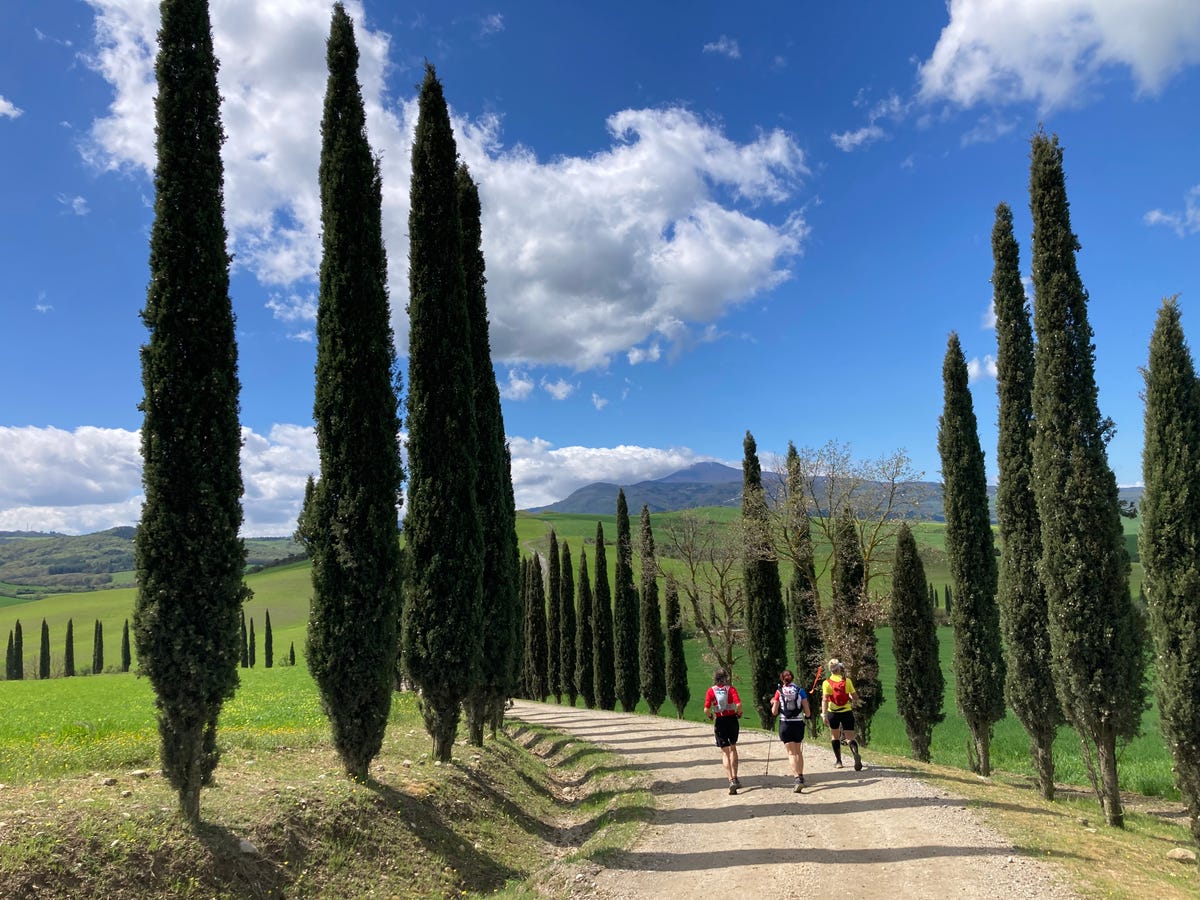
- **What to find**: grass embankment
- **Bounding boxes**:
[0,668,651,898]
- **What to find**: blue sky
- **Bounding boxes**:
[2,0,1199,535]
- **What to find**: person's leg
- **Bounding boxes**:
[721,745,735,780]
[845,727,862,770]
[728,744,739,781]
[830,724,844,766]
[786,742,802,776]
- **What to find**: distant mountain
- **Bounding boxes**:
[527,464,1144,523]
[530,463,743,515]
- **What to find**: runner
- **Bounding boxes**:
[770,668,812,792]
[821,658,863,771]
[703,667,743,794]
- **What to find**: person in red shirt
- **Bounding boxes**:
[703,667,744,794]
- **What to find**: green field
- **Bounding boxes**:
[1,509,1164,799]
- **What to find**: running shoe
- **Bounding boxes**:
[728,782,738,795]
[852,747,863,771]
[793,776,803,793]
[732,776,742,789]
[834,761,844,769]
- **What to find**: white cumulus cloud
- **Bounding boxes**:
[967,354,998,382]
[541,377,576,401]
[919,0,1200,111]
[0,425,721,534]
[1145,185,1200,236]
[0,95,22,119]
[500,369,534,400]
[703,35,741,59]
[81,1,808,373]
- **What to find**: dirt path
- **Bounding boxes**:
[510,701,1079,899]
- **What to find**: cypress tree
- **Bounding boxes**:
[1140,296,1200,844]
[638,505,667,715]
[289,642,296,667]
[525,555,548,701]
[402,62,484,762]
[306,3,405,779]
[13,620,22,680]
[785,441,823,680]
[547,530,562,703]
[742,431,788,728]
[890,523,944,761]
[64,619,75,678]
[5,629,13,680]
[665,575,690,717]
[264,610,273,669]
[517,557,531,698]
[560,541,578,707]
[939,332,1006,775]
[457,163,521,740]
[39,619,50,680]
[829,509,883,741]
[576,546,595,709]
[993,201,1060,799]
[945,584,952,615]
[121,619,131,673]
[93,619,104,675]
[240,610,248,668]
[613,489,640,712]
[248,618,255,668]
[133,0,248,822]
[592,523,617,710]
[1031,131,1145,827]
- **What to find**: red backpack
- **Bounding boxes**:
[828,677,849,706]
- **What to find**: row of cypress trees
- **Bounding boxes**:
[516,498,688,718]
[236,609,275,668]
[5,618,131,679]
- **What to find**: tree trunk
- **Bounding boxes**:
[465,698,486,747]
[1032,728,1055,801]
[1097,727,1124,828]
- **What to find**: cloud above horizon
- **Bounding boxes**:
[918,0,1200,111]
[0,425,715,536]
[82,0,808,373]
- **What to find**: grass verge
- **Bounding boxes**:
[0,698,651,899]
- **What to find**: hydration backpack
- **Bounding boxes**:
[779,682,803,717]
[712,685,731,713]
[828,677,849,706]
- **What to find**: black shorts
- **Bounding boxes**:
[714,715,740,747]
[779,717,806,744]
[827,709,856,732]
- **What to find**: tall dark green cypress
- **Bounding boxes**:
[264,610,273,669]
[742,431,788,728]
[1030,131,1145,827]
[306,3,405,779]
[785,442,822,680]
[938,332,1006,775]
[93,620,104,675]
[133,0,247,822]
[12,622,22,681]
[993,201,1059,799]
[248,618,255,668]
[289,642,296,667]
[547,530,562,703]
[64,619,74,678]
[665,575,690,717]
[457,163,521,741]
[39,620,50,680]
[516,557,531,698]
[829,508,883,740]
[576,546,595,709]
[890,523,944,761]
[1140,296,1200,844]
[525,555,548,701]
[592,522,617,710]
[121,619,131,673]
[560,541,578,707]
[240,610,248,668]
[5,630,12,680]
[402,63,484,761]
[613,490,640,711]
[638,505,667,715]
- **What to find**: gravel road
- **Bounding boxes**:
[510,701,1080,899]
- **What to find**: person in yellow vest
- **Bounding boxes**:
[821,658,862,771]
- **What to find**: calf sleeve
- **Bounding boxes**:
[831,739,842,762]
